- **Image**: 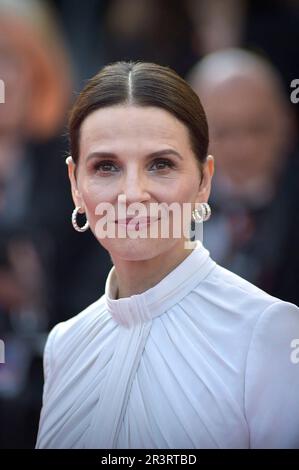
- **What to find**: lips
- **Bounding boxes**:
[115,217,160,227]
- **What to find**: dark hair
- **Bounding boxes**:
[68,61,209,167]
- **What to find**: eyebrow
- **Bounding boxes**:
[86,148,183,162]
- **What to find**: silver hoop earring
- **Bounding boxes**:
[192,202,211,223]
[72,207,89,232]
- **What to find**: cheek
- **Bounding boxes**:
[163,173,201,204]
[79,179,118,221]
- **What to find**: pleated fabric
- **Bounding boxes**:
[36,241,299,449]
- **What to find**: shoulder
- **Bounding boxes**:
[43,295,110,370]
[203,266,299,447]
[201,262,287,318]
[210,263,276,299]
[244,300,299,448]
[192,261,299,350]
[245,299,299,366]
[53,295,107,334]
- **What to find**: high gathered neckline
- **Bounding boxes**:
[105,241,216,327]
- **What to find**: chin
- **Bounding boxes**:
[98,237,177,262]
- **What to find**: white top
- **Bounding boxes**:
[36,241,299,449]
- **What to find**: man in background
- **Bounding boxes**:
[189,48,299,306]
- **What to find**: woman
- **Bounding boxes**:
[36,61,299,449]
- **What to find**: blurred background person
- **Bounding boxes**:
[0,0,72,448]
[188,0,299,95]
[188,48,299,306]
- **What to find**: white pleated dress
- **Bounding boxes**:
[36,241,299,449]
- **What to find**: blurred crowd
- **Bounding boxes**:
[0,0,299,448]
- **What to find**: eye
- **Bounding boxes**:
[149,158,175,171]
[93,160,119,174]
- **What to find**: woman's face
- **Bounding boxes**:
[68,105,213,261]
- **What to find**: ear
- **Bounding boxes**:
[66,156,85,212]
[195,154,214,203]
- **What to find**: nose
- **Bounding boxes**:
[119,168,151,204]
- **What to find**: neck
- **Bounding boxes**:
[110,239,194,299]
